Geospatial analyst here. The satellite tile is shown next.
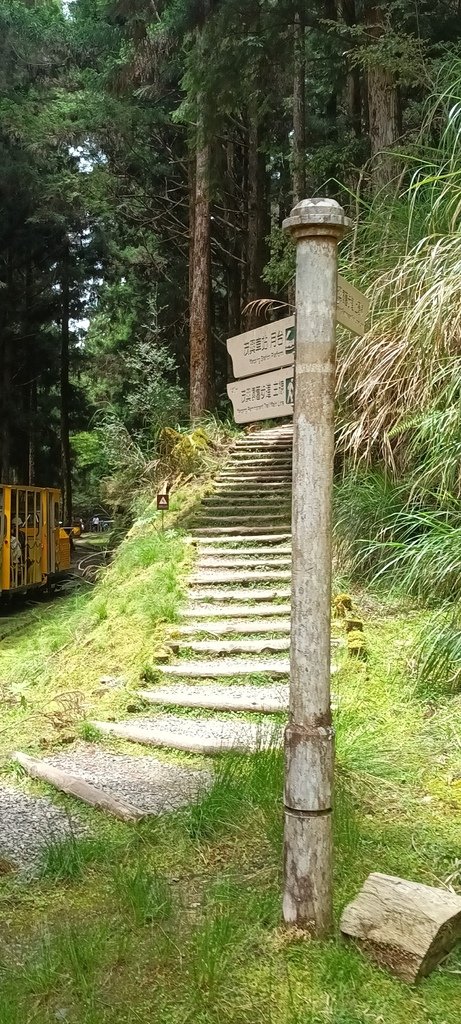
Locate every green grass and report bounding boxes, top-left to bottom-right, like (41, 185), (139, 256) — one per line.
(1, 481), (461, 1021)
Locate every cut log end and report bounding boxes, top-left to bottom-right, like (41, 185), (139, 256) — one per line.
(340, 872), (461, 983)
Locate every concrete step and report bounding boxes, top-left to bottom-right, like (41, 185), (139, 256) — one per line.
(217, 475), (290, 483)
(208, 489), (290, 499)
(183, 603), (291, 619)
(228, 459), (292, 468)
(188, 587), (291, 601)
(196, 545), (291, 556)
(157, 658), (290, 678)
(201, 495), (291, 506)
(190, 569), (291, 584)
(92, 716), (282, 755)
(191, 526), (291, 535)
(196, 556), (290, 569)
(138, 684), (289, 714)
(195, 506), (290, 516)
(192, 517), (291, 528)
(176, 619), (291, 635)
(192, 533), (291, 544)
(173, 637), (290, 655)
(213, 480), (290, 488)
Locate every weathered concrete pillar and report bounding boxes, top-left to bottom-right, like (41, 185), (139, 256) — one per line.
(282, 198), (351, 935)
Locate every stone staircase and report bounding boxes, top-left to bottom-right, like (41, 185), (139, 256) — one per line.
(12, 424), (339, 839)
(91, 424), (294, 753)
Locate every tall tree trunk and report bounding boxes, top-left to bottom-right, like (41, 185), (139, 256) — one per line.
(24, 256), (37, 486)
(324, 0), (338, 126)
(188, 148), (196, 318)
(189, 130), (214, 419)
(28, 379), (37, 486)
(365, 4), (400, 190)
(341, 0), (362, 138)
(189, 2), (214, 420)
(292, 7), (306, 205)
(60, 241), (72, 525)
(0, 250), (13, 482)
(245, 99), (269, 329)
(226, 137), (242, 351)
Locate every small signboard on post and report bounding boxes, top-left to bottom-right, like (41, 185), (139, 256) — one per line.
(227, 366), (295, 424)
(157, 494), (169, 511)
(227, 315), (295, 380)
(336, 275), (369, 336)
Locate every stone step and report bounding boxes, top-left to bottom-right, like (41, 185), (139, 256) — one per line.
(138, 684), (289, 714)
(92, 716), (282, 755)
(157, 658), (290, 677)
(176, 619), (291, 635)
(209, 489), (290, 499)
(192, 533), (291, 544)
(201, 495), (291, 506)
(233, 441), (292, 449)
(192, 517), (291, 528)
(195, 506), (290, 516)
(228, 459), (292, 468)
(172, 637), (290, 655)
(221, 457), (291, 463)
(16, 748), (209, 822)
(183, 602), (291, 618)
(191, 526), (291, 535)
(218, 468), (292, 475)
(188, 587), (291, 601)
(218, 473), (292, 481)
(196, 545), (291, 556)
(214, 479), (290, 488)
(190, 569), (291, 584)
(196, 556), (290, 569)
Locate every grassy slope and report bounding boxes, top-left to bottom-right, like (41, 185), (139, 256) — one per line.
(1, 500), (461, 1020)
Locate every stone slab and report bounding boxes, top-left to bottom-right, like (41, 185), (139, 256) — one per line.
(177, 619), (291, 635)
(172, 637), (290, 655)
(191, 527), (291, 536)
(138, 684), (289, 713)
(196, 557), (291, 569)
(157, 658), (290, 677)
(192, 534), (291, 544)
(183, 603), (291, 618)
(191, 569), (291, 584)
(188, 587), (291, 601)
(197, 546), (291, 556)
(92, 716), (283, 755)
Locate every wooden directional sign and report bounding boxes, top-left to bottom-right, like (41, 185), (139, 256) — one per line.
(227, 315), (295, 380)
(336, 275), (369, 336)
(227, 366), (294, 424)
(157, 494), (169, 511)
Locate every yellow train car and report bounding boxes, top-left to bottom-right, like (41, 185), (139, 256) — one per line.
(0, 485), (71, 596)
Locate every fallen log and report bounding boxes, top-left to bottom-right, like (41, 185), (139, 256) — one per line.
(340, 872), (461, 982)
(15, 752), (146, 823)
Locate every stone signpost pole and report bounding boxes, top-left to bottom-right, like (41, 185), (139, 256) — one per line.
(282, 198), (351, 935)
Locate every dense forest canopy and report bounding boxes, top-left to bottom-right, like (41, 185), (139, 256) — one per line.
(0, 0), (460, 520)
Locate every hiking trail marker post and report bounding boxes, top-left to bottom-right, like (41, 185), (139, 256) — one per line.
(157, 493), (169, 531)
(282, 198), (352, 936)
(225, 197), (368, 937)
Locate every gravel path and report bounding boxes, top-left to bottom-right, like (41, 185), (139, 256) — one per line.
(0, 785), (87, 873)
(46, 746), (211, 814)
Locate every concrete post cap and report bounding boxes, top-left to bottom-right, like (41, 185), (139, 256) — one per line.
(283, 197), (352, 237)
